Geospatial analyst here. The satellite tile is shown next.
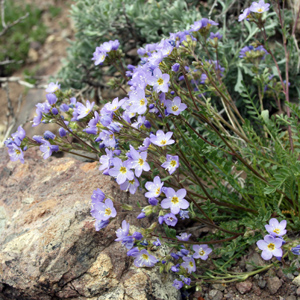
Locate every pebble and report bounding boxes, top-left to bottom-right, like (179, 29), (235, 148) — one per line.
(236, 281), (252, 294)
(286, 296), (297, 300)
(211, 283), (226, 291)
(258, 279), (267, 288)
(297, 286), (300, 296)
(267, 276), (282, 294)
(208, 289), (223, 300)
(293, 275), (300, 286)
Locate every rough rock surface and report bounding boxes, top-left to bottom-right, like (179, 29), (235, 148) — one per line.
(0, 148), (180, 300)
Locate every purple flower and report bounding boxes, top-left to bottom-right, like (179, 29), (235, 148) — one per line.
(127, 247), (139, 257)
(165, 96), (187, 116)
(60, 103), (69, 112)
(192, 244), (212, 260)
(150, 130), (175, 147)
(145, 176), (164, 198)
(179, 210), (189, 219)
(95, 219), (109, 231)
(149, 68), (170, 93)
(250, 0), (270, 13)
(128, 89), (148, 115)
(127, 145), (150, 177)
(44, 131), (56, 140)
(161, 188), (189, 215)
(172, 280), (183, 290)
(92, 48), (107, 65)
(97, 198), (117, 221)
(153, 238), (161, 246)
(137, 211), (146, 219)
(256, 235), (283, 260)
(148, 197), (158, 206)
(76, 100), (94, 120)
(265, 218), (287, 237)
(171, 253), (179, 260)
(291, 245), (300, 255)
(190, 18), (218, 32)
(181, 256), (196, 274)
(46, 81), (60, 93)
(163, 213), (178, 226)
(161, 155), (179, 175)
(109, 157), (134, 185)
(104, 97), (125, 112)
(134, 249), (158, 267)
(40, 140), (59, 159)
(120, 177), (140, 194)
(133, 231), (143, 240)
(59, 127), (67, 137)
(99, 148), (114, 175)
(122, 236), (134, 249)
(176, 232), (191, 242)
(172, 63), (180, 72)
(91, 188), (105, 203)
(209, 32), (223, 40)
(171, 264), (180, 272)
(139, 137), (151, 151)
(238, 7), (251, 21)
(46, 93), (57, 105)
(180, 276), (191, 286)
(7, 143), (24, 163)
(115, 220), (130, 242)
(11, 125), (26, 141)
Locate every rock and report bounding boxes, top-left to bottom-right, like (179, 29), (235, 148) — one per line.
(236, 280), (252, 294)
(211, 283), (226, 291)
(257, 279), (266, 288)
(287, 273), (296, 280)
(293, 275), (300, 286)
(267, 276), (282, 294)
(297, 286), (300, 296)
(208, 289), (223, 300)
(0, 148), (180, 299)
(286, 296), (297, 300)
(27, 48), (39, 62)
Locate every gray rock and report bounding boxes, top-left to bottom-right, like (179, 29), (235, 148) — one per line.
(208, 289), (223, 300)
(287, 273), (296, 280)
(293, 275), (300, 286)
(212, 283), (226, 291)
(286, 296), (297, 300)
(236, 281), (252, 294)
(245, 252), (266, 272)
(267, 276), (282, 294)
(297, 286), (300, 296)
(257, 279), (267, 288)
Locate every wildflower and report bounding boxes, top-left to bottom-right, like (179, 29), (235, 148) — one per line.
(161, 188), (189, 215)
(190, 18), (218, 32)
(291, 245), (300, 255)
(95, 220), (109, 231)
(109, 157), (134, 185)
(45, 81), (60, 93)
(97, 198), (117, 221)
(120, 177), (140, 194)
(128, 89), (148, 115)
(176, 233), (191, 242)
(75, 100), (94, 120)
(99, 148), (114, 175)
(150, 130), (175, 147)
(104, 97), (125, 113)
(7, 143), (24, 163)
(163, 213), (178, 226)
(127, 145), (150, 177)
(265, 218), (287, 237)
(250, 0), (270, 13)
(256, 234), (283, 260)
(46, 93), (57, 105)
(181, 256), (196, 274)
(179, 210), (189, 219)
(171, 264), (180, 272)
(173, 280), (183, 290)
(153, 238), (161, 246)
(91, 188), (105, 203)
(172, 63), (180, 72)
(11, 125), (26, 141)
(209, 32), (223, 40)
(134, 249), (158, 267)
(127, 247), (139, 257)
(149, 68), (170, 93)
(40, 140), (59, 159)
(180, 276), (191, 286)
(115, 220), (130, 242)
(133, 232), (143, 240)
(165, 96), (187, 116)
(145, 176), (164, 198)
(238, 7), (251, 21)
(192, 244), (212, 260)
(161, 155), (179, 175)
(44, 131), (56, 140)
(92, 48), (107, 65)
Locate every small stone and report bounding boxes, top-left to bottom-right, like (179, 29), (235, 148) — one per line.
(236, 281), (252, 294)
(277, 269), (284, 278)
(295, 272), (300, 276)
(287, 273), (295, 280)
(208, 290), (223, 300)
(224, 293), (233, 299)
(258, 279), (267, 288)
(293, 275), (300, 286)
(211, 283), (225, 291)
(267, 276), (282, 294)
(28, 48), (38, 62)
(246, 252), (266, 272)
(297, 286), (300, 296)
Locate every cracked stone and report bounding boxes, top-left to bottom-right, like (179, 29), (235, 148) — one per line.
(267, 276), (282, 294)
(236, 281), (252, 294)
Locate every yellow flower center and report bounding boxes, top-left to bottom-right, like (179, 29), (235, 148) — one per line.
(15, 149), (21, 155)
(156, 188), (160, 195)
(170, 160), (177, 167)
(199, 250), (205, 256)
(189, 261), (194, 267)
(160, 140), (167, 145)
(257, 8), (263, 12)
(273, 228), (280, 234)
(267, 243), (275, 251)
(113, 106), (117, 110)
(171, 196), (179, 204)
(105, 208), (112, 216)
(120, 166), (127, 174)
(109, 134), (114, 139)
(142, 254), (149, 260)
(157, 78), (164, 85)
(172, 105), (179, 112)
(138, 158), (144, 166)
(140, 98), (145, 106)
(129, 179), (135, 184)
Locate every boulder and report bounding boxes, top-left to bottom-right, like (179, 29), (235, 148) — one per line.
(0, 148), (180, 300)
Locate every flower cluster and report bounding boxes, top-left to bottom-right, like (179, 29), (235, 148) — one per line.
(238, 0), (270, 22)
